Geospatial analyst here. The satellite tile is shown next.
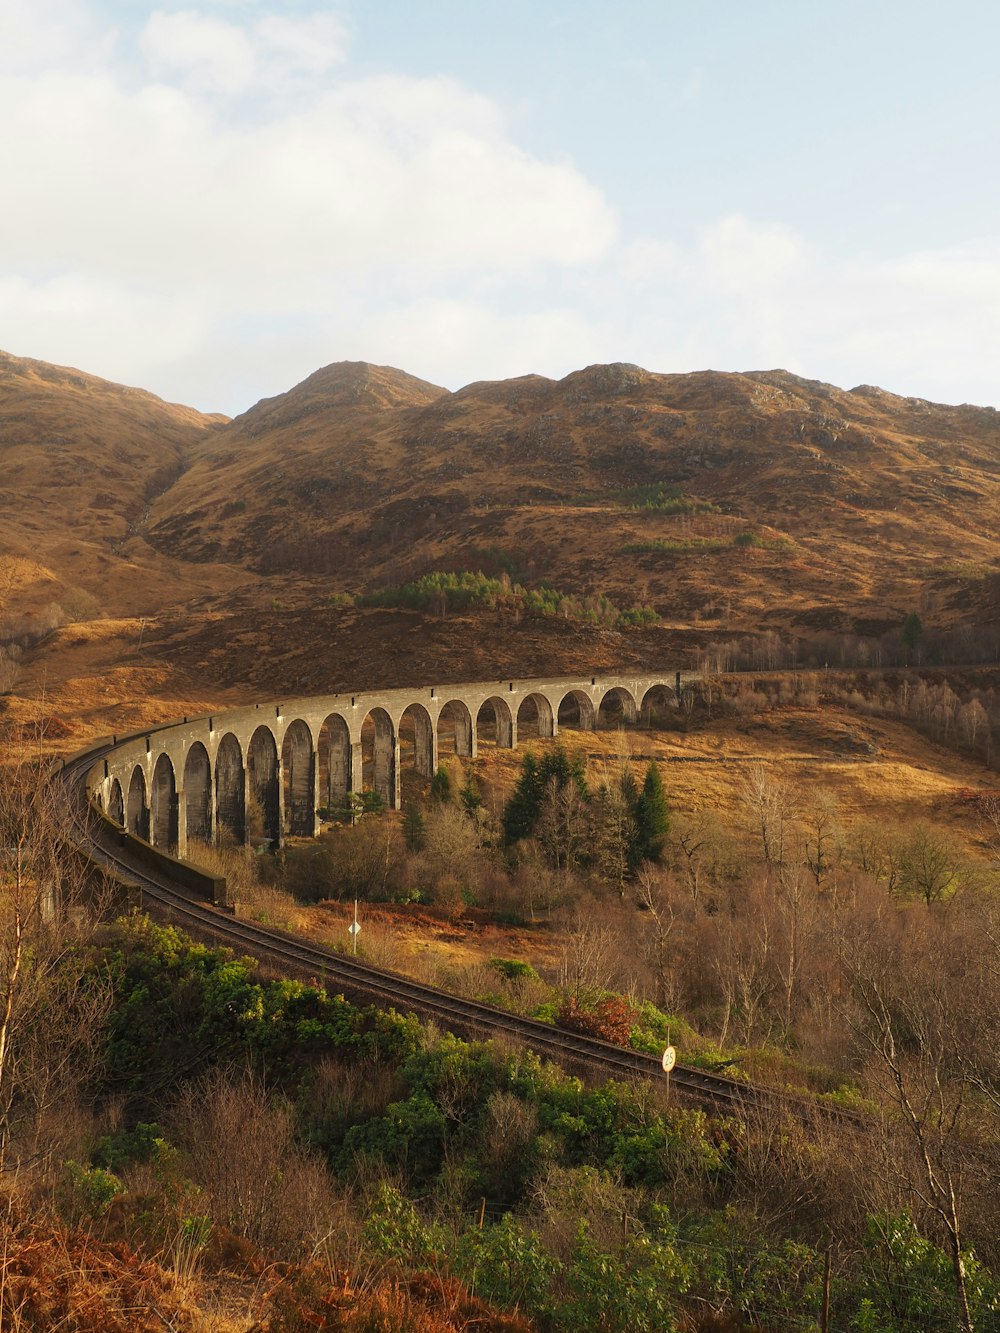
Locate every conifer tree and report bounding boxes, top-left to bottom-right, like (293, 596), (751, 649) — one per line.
(459, 766), (483, 817)
(430, 765), (452, 803)
(401, 801), (426, 852)
(634, 761), (669, 863)
(502, 752), (541, 843)
(502, 747), (589, 845)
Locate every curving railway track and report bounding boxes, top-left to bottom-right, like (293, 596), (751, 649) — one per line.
(59, 740), (813, 1118)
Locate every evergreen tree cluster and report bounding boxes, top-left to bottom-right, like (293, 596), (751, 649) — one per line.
(355, 568), (658, 627)
(501, 747), (669, 880)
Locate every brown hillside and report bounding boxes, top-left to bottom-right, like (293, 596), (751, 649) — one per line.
(0, 350), (235, 621)
(143, 361), (1000, 638)
(1, 351), (998, 737)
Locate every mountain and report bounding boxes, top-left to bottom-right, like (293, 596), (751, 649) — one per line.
(143, 360), (1000, 639)
(1, 351), (998, 724)
(0, 350), (229, 622)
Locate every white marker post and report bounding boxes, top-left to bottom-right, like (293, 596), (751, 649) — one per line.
(661, 1042), (676, 1101)
(349, 898), (361, 955)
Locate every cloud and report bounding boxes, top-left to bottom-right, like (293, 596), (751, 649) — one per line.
(0, 7), (616, 363)
(0, 0), (113, 73)
(1, 4), (998, 414)
(140, 10), (256, 95)
(139, 8), (347, 97)
(613, 216), (1000, 405)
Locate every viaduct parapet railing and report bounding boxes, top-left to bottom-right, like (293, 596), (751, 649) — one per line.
(86, 670), (692, 860)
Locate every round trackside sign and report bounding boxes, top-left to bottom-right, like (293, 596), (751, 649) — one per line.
(661, 1046), (676, 1073)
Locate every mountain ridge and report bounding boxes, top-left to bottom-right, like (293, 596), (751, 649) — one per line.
(0, 351), (997, 692)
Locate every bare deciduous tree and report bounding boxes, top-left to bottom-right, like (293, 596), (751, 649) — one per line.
(0, 744), (112, 1168)
(741, 763), (796, 866)
(840, 910), (982, 1333)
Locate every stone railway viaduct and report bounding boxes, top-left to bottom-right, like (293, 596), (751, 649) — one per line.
(89, 671), (691, 859)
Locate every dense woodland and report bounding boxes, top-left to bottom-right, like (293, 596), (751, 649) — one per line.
(2, 670), (1000, 1329)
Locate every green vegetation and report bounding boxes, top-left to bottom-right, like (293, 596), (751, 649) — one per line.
(902, 609), (924, 656)
(624, 530), (793, 556)
(622, 537), (730, 554)
(354, 569), (658, 627)
(732, 529), (795, 550)
(634, 761), (670, 862)
(502, 746), (589, 846)
(25, 913), (994, 1331)
(573, 481), (721, 515)
(930, 559), (996, 580)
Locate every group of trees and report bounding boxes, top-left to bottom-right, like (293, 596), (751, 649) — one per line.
(699, 617), (1000, 674)
(693, 667), (998, 772)
(276, 744), (672, 916)
(354, 568), (659, 628)
(502, 748), (668, 892)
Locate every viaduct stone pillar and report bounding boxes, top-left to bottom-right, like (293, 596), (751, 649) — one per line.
(242, 764), (252, 847)
(175, 788), (187, 860)
(309, 750), (321, 836)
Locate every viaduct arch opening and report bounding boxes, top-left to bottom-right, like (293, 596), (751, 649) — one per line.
(476, 696), (514, 748)
(184, 742), (213, 845)
(318, 714), (352, 816)
(361, 708), (396, 809)
(598, 687), (638, 729)
(399, 703), (435, 792)
(557, 689), (596, 731)
(247, 726), (280, 845)
(126, 766), (148, 839)
(438, 699), (474, 759)
(150, 753), (178, 853)
(516, 692), (555, 739)
(641, 684), (675, 727)
(215, 733), (245, 844)
(282, 719), (315, 837)
(108, 777), (124, 827)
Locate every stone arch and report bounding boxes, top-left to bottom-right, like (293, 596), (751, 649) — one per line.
(247, 725), (281, 846)
(215, 732), (245, 844)
(438, 698), (475, 759)
(150, 753), (178, 852)
(398, 702), (435, 787)
(281, 719), (316, 837)
(361, 707), (397, 808)
(318, 713), (352, 815)
(184, 742), (213, 846)
(126, 766), (148, 839)
(516, 692), (555, 739)
(597, 686), (638, 728)
(640, 683), (675, 728)
(557, 689), (596, 731)
(475, 695), (514, 748)
(108, 777), (124, 827)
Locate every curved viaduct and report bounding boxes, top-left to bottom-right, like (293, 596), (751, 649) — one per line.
(87, 671), (689, 859)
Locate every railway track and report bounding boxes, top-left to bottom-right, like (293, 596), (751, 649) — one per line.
(57, 741), (805, 1117)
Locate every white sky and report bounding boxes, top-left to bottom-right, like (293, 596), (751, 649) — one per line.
(2, 0), (999, 414)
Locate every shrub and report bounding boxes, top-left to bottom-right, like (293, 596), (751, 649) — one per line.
(556, 996), (636, 1047)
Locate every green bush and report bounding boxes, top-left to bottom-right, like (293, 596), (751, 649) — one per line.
(62, 1160), (124, 1218)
